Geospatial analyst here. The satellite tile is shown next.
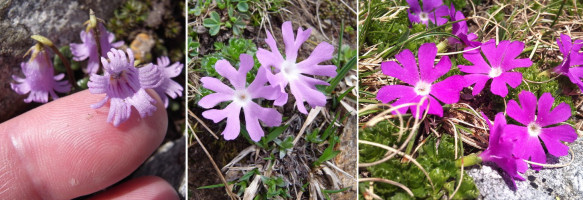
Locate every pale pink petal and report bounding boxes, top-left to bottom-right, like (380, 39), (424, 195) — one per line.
(202, 103), (242, 140)
(243, 102), (282, 142)
(282, 21), (311, 61)
(200, 77), (235, 95)
(198, 93), (233, 109)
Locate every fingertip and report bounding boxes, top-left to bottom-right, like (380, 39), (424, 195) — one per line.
(0, 89), (169, 199)
(89, 176), (179, 200)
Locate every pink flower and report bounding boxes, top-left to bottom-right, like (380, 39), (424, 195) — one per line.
(376, 43), (465, 118)
(70, 23), (124, 74)
(448, 4), (481, 47)
(256, 21), (337, 114)
(479, 112), (527, 188)
(153, 56), (184, 108)
(504, 91), (577, 170)
(198, 54), (282, 142)
(553, 34), (583, 91)
(406, 0), (449, 27)
(11, 44), (71, 103)
(88, 48), (162, 127)
(460, 39), (532, 97)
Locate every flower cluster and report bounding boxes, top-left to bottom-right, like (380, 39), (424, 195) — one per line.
(70, 23), (124, 74)
(11, 44), (71, 103)
(407, 0), (480, 47)
(11, 11), (184, 127)
(553, 34), (583, 91)
(377, 0), (579, 189)
(199, 21), (337, 141)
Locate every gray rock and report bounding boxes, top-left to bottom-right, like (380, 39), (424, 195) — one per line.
(0, 0), (124, 122)
(467, 138), (583, 200)
(130, 136), (186, 199)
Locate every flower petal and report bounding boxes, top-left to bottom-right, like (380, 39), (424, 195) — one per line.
(282, 21), (311, 61)
(382, 49), (419, 85)
(540, 125), (576, 157)
(198, 93), (233, 109)
(507, 91), (537, 125)
(418, 43), (438, 82)
(430, 75), (464, 104)
(463, 74), (490, 96)
(243, 102), (282, 142)
(406, 0), (421, 13)
(202, 103), (242, 140)
(200, 77), (234, 95)
(536, 93), (571, 127)
(376, 85), (416, 104)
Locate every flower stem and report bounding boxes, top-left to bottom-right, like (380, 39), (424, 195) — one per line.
(49, 46), (80, 90)
(436, 40), (448, 53)
(455, 153), (482, 167)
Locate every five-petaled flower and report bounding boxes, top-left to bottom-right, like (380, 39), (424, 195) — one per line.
(88, 48), (162, 127)
(479, 112), (527, 188)
(460, 39), (532, 97)
(504, 91), (577, 169)
(198, 54), (283, 142)
(153, 56), (184, 108)
(11, 44), (71, 103)
(552, 34), (583, 91)
(256, 21), (337, 114)
(406, 0), (449, 27)
(70, 23), (124, 74)
(376, 43), (465, 118)
(448, 4), (481, 47)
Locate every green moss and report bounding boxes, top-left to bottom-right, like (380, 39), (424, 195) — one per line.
(359, 120), (479, 199)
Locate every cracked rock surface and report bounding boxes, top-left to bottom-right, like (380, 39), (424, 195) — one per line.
(467, 138), (583, 200)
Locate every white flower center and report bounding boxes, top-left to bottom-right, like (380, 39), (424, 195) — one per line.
(414, 81), (432, 96)
(527, 122), (542, 137)
(280, 60), (299, 80)
(489, 67), (503, 78)
(419, 12), (429, 22)
(233, 89), (251, 106)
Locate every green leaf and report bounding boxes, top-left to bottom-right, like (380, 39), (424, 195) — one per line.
(326, 56), (356, 94)
(203, 11), (221, 36)
(237, 2), (249, 12)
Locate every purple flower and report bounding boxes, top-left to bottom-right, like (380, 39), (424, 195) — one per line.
(479, 112), (527, 188)
(553, 34), (583, 91)
(70, 23), (124, 74)
(460, 39), (532, 97)
(11, 44), (71, 103)
(406, 0), (449, 27)
(256, 21), (337, 114)
(88, 48), (162, 127)
(376, 43), (465, 118)
(505, 91), (577, 170)
(448, 4), (481, 47)
(198, 54), (282, 142)
(153, 56), (184, 108)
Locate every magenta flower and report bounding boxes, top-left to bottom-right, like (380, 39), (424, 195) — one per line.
(11, 44), (71, 103)
(70, 23), (124, 74)
(553, 34), (583, 91)
(153, 56), (184, 108)
(88, 48), (162, 127)
(198, 54), (282, 142)
(479, 112), (527, 188)
(256, 21), (337, 114)
(504, 91), (577, 170)
(448, 4), (481, 47)
(376, 43), (465, 118)
(460, 39), (532, 97)
(406, 0), (449, 27)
